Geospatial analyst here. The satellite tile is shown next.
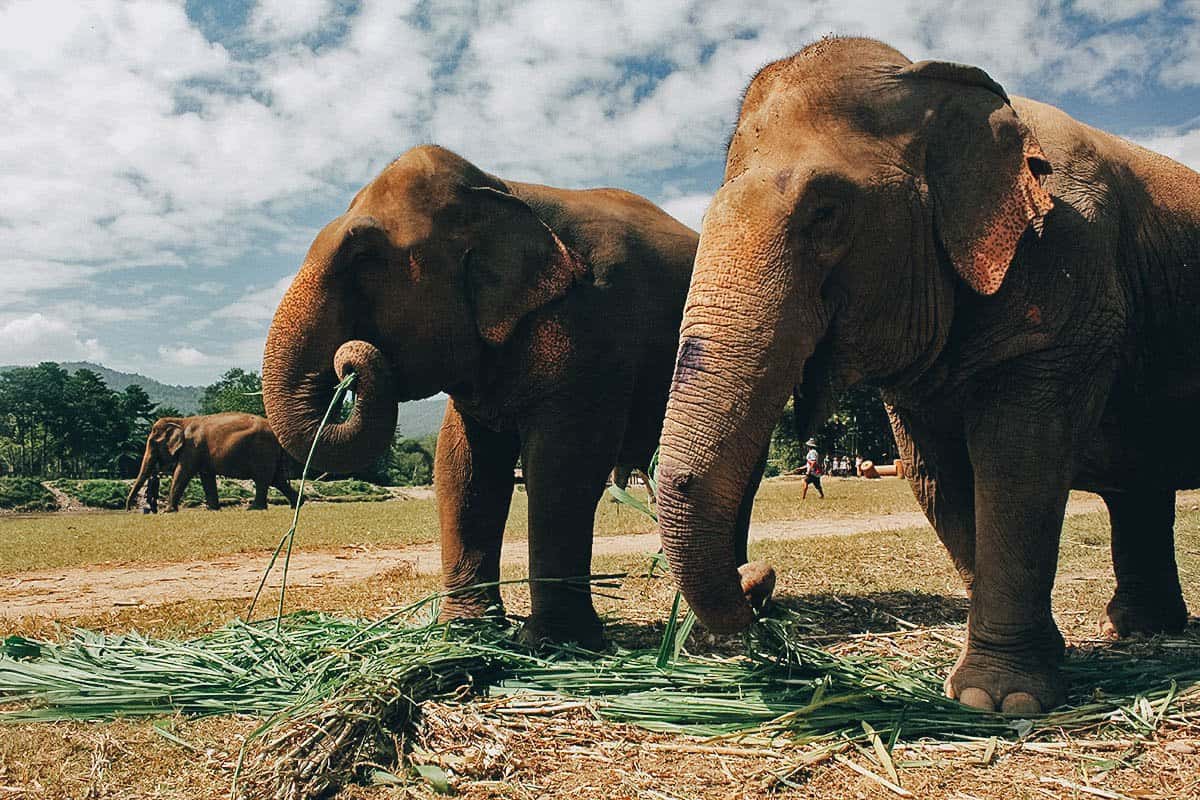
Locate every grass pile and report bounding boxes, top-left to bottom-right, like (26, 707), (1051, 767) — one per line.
(2, 603), (1198, 798)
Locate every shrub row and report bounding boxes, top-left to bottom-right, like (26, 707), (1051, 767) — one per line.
(14, 478), (394, 511)
(0, 477), (59, 512)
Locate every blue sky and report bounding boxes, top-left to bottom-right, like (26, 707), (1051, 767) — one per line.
(1, 0), (1198, 385)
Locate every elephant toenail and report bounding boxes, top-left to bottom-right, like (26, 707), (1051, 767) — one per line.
(1000, 692), (1042, 716)
(958, 687), (996, 711)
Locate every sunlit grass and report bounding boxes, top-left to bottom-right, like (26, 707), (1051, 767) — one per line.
(0, 478), (923, 574)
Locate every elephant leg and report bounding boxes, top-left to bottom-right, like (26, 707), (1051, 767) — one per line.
(1101, 488), (1187, 637)
(146, 474), (159, 514)
(273, 475), (300, 508)
(199, 471), (220, 511)
(732, 448), (768, 566)
(946, 405), (1072, 715)
(889, 405), (977, 593)
(435, 399), (520, 621)
(166, 463), (191, 513)
(518, 416), (618, 650)
(249, 479), (269, 510)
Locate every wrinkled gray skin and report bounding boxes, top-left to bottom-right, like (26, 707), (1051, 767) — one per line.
(657, 38), (1200, 714)
(125, 413), (300, 512)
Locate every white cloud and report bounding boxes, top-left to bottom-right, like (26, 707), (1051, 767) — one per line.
(0, 262), (95, 305)
(659, 193), (712, 231)
(45, 301), (158, 325)
(157, 344), (213, 367)
(0, 313), (107, 364)
(1136, 126), (1200, 172)
(1159, 1), (1200, 88)
(247, 0), (334, 42)
(0, 0), (1196, 384)
(211, 275), (293, 324)
(1071, 0), (1163, 22)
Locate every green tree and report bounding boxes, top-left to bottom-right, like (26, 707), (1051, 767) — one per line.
(118, 385), (159, 475)
(63, 369), (125, 476)
(200, 369), (266, 416)
(768, 386), (896, 474)
(0, 364), (173, 479)
(353, 433), (436, 486)
(0, 363), (69, 475)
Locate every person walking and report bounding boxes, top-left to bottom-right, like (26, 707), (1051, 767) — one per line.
(802, 438), (824, 499)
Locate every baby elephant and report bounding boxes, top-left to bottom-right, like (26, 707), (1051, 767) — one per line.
(262, 145), (761, 648)
(126, 412), (299, 512)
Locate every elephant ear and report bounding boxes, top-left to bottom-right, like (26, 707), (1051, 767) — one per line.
(160, 423), (185, 457)
(902, 60), (1054, 296)
(463, 186), (590, 346)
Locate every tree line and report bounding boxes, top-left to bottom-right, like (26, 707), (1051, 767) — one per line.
(0, 365), (436, 486)
(0, 363), (159, 478)
(768, 385), (897, 475)
(0, 362), (893, 484)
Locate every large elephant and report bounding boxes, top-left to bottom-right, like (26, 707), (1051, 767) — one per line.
(261, 145), (749, 647)
(125, 413), (300, 512)
(656, 38), (1200, 714)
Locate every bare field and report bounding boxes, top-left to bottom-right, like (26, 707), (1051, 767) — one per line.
(1, 481), (1199, 799)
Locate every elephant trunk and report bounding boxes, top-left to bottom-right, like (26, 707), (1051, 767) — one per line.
(125, 440), (156, 510)
(262, 262), (398, 474)
(657, 178), (826, 634)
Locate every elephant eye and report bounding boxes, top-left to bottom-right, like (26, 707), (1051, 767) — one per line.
(807, 202), (843, 235)
(797, 192), (853, 267)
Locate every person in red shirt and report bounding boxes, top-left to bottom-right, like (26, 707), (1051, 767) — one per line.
(802, 438), (824, 499)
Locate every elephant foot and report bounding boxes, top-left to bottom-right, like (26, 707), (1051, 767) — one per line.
(247, 503), (269, 511)
(518, 610), (606, 652)
(164, 506), (179, 514)
(1101, 589), (1187, 639)
(945, 623), (1065, 715)
(438, 591), (506, 623)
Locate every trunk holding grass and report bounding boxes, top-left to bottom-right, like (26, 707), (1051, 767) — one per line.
(656, 178), (825, 634)
(261, 260), (397, 474)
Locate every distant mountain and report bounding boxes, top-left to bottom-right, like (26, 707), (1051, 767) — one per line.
(0, 361), (203, 413)
(1, 361), (448, 437)
(395, 395), (447, 438)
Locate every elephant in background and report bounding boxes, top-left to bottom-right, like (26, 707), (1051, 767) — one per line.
(261, 145), (758, 648)
(125, 412), (300, 512)
(656, 38), (1200, 714)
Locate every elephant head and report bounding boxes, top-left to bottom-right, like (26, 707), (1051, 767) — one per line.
(125, 418), (185, 509)
(262, 145), (588, 472)
(656, 38), (1054, 633)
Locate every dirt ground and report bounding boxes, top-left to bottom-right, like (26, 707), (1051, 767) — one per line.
(2, 485), (1199, 800)
(0, 495), (1111, 619)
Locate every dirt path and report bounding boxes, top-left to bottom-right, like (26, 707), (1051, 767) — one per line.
(0, 495), (1121, 620)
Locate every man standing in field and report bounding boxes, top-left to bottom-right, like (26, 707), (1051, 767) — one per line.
(802, 438), (824, 500)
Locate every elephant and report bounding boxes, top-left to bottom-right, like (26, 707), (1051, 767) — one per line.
(655, 37), (1200, 715)
(261, 145), (757, 648)
(125, 413), (300, 513)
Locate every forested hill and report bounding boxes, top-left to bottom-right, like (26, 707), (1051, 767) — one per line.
(394, 395), (447, 438)
(0, 362), (203, 413)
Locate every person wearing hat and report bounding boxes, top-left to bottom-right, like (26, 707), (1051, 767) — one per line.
(802, 438), (824, 499)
